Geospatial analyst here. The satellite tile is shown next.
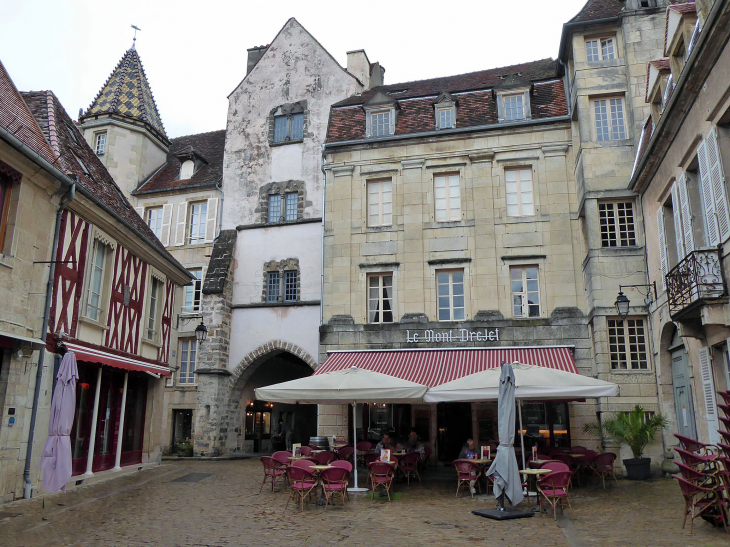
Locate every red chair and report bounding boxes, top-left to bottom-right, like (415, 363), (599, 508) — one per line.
(259, 456), (287, 493)
(337, 446), (355, 463)
(591, 452), (618, 488)
(553, 453), (581, 486)
(717, 390), (730, 405)
(538, 471), (572, 520)
(675, 447), (719, 471)
(569, 446), (589, 454)
(272, 451), (292, 465)
(292, 458), (317, 471)
(300, 446), (313, 456)
(675, 434), (716, 457)
(718, 403), (730, 417)
(400, 452), (421, 484)
(718, 443), (730, 459)
(320, 466), (350, 510)
(720, 416), (730, 431)
(313, 451), (335, 465)
(675, 461), (724, 491)
(368, 461), (396, 502)
(422, 446), (433, 469)
(453, 459), (481, 498)
(285, 466), (317, 511)
(721, 430), (730, 444)
(674, 475), (729, 534)
(330, 460), (353, 472)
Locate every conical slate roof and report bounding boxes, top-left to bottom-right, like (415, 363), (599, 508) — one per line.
(81, 47), (168, 142)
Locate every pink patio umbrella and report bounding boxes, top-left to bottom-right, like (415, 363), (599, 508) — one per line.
(40, 352), (78, 493)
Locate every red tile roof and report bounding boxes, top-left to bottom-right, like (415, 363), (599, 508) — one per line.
(22, 91), (180, 261)
(327, 60), (567, 143)
(0, 60), (57, 165)
(645, 59), (671, 101)
(134, 130), (225, 195)
(568, 0), (625, 24)
(668, 2), (697, 15)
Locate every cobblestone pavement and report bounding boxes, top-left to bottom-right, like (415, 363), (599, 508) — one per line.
(1, 459), (728, 546)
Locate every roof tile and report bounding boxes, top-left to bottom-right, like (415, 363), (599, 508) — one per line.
(568, 0), (625, 24)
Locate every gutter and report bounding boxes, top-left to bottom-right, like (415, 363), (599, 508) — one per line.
(23, 177), (76, 499)
(557, 17), (620, 62)
(323, 114), (571, 150)
(628, 0), (727, 192)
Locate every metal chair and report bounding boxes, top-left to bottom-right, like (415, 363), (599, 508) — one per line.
(320, 466), (350, 510)
(259, 456), (287, 493)
(356, 441), (373, 466)
(285, 466), (317, 511)
(674, 475), (729, 534)
(537, 471), (573, 520)
(591, 452), (618, 489)
(313, 450), (335, 465)
(453, 459), (481, 498)
(400, 452), (421, 484)
(368, 461), (396, 502)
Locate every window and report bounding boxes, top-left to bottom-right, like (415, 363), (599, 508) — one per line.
(434, 174), (460, 221)
(188, 201), (207, 245)
(146, 207), (163, 240)
(284, 270), (298, 302)
(599, 202), (636, 247)
(285, 192), (298, 221)
(371, 111), (390, 137)
(180, 160), (194, 180)
(146, 277), (162, 341)
(608, 317), (648, 370)
(179, 340), (197, 384)
(503, 94), (525, 121)
(505, 168), (534, 217)
(594, 98), (626, 141)
(439, 109), (452, 129)
(183, 268), (202, 313)
(586, 37), (615, 62)
(273, 113), (304, 143)
(85, 239), (108, 321)
(367, 179), (392, 226)
(368, 273), (393, 323)
(94, 132), (106, 155)
(268, 194), (282, 223)
(267, 271), (280, 303)
(511, 266), (540, 318)
(437, 270), (465, 321)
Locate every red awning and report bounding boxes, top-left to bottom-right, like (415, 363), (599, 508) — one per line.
(315, 346), (577, 387)
(65, 342), (171, 377)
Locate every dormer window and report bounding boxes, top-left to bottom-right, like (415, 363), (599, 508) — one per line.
(434, 92), (456, 130)
(364, 91), (398, 138)
(498, 91), (530, 123)
(371, 111), (391, 137)
(180, 160), (194, 180)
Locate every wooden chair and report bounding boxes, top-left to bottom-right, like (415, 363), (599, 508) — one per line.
(591, 452), (618, 488)
(400, 452), (421, 484)
(320, 466), (350, 510)
(453, 459), (481, 498)
(538, 471), (572, 520)
(368, 461), (395, 502)
(259, 456), (287, 493)
(285, 466), (317, 511)
(674, 475), (729, 534)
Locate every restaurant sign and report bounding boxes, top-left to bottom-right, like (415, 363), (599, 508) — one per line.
(406, 328), (500, 343)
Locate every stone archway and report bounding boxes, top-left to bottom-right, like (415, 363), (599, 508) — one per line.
(228, 339), (318, 389)
(657, 321), (683, 445)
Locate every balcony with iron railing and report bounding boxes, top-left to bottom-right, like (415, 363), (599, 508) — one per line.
(666, 249), (725, 318)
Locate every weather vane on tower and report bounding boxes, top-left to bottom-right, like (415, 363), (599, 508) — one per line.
(131, 25), (141, 48)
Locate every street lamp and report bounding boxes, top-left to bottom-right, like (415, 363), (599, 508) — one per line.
(195, 320), (208, 344)
(614, 291), (630, 318)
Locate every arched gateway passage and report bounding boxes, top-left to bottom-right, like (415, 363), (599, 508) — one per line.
(227, 342), (317, 454)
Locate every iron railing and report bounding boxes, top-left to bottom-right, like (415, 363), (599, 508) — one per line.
(667, 249), (724, 317)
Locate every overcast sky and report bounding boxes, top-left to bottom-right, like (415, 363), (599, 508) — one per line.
(2, 0), (587, 139)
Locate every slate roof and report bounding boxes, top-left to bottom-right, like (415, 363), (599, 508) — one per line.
(567, 0), (625, 23)
(327, 59), (567, 143)
(22, 91), (181, 263)
(81, 47), (168, 143)
(0, 60), (57, 164)
(133, 129), (225, 195)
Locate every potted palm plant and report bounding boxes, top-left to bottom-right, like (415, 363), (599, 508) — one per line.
(583, 405), (668, 480)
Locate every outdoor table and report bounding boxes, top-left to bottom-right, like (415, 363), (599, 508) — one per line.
(529, 459), (558, 469)
(311, 449), (325, 454)
(520, 468), (551, 507)
(310, 465), (334, 506)
(287, 456), (307, 461)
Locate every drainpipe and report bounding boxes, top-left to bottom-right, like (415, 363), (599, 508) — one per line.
(23, 178), (76, 499)
(214, 178), (224, 237)
(320, 144), (326, 327)
(558, 58), (571, 117)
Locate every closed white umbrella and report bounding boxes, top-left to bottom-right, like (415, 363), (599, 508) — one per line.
(255, 366), (428, 492)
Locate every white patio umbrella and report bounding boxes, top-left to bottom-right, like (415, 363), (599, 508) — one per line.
(424, 362), (619, 469)
(255, 366), (428, 492)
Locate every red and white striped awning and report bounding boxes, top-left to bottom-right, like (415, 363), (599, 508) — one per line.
(315, 346), (577, 387)
(65, 342), (171, 377)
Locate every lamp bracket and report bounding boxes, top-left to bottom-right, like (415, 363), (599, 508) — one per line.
(618, 282), (658, 301)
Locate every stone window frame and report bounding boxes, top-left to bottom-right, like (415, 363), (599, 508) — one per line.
(496, 89), (531, 123)
(178, 338), (198, 385)
(94, 131), (107, 155)
(268, 101), (308, 146)
(258, 181), (307, 224)
(435, 268), (467, 322)
(590, 95), (629, 142)
(261, 258), (300, 304)
(585, 35), (617, 63)
(607, 316), (649, 370)
(365, 107), (397, 138)
(143, 268), (166, 345)
(367, 272), (395, 324)
(510, 264), (541, 318)
(500, 163), (538, 218)
(598, 200), (637, 248)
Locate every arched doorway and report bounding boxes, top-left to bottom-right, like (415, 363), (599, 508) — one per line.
(667, 327), (698, 439)
(228, 344), (317, 454)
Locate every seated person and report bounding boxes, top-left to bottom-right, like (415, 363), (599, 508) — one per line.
(405, 428), (425, 456)
(458, 438), (478, 460)
(375, 433), (395, 453)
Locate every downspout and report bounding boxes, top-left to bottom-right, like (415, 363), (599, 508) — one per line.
(23, 178), (76, 499)
(215, 178), (224, 237)
(558, 58), (571, 117)
(320, 144), (326, 327)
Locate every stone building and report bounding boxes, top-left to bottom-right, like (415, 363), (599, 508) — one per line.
(630, 0), (730, 447)
(78, 47), (224, 455)
(195, 18), (383, 455)
(0, 61), (69, 501)
(0, 58), (191, 501)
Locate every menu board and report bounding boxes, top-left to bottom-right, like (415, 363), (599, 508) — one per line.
(292, 443), (301, 457)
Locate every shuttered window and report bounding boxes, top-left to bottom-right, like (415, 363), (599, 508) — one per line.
(677, 173), (695, 253)
(698, 128), (730, 245)
(188, 201), (207, 244)
(657, 208), (668, 290)
(671, 183), (685, 259)
(698, 347), (720, 444)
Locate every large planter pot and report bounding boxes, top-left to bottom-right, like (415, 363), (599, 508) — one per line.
(623, 457), (651, 480)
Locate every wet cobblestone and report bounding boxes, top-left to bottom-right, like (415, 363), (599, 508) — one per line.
(0, 459), (728, 546)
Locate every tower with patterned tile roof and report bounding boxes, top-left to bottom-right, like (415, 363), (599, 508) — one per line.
(78, 45), (170, 200)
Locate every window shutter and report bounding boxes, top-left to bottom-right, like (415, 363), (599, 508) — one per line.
(698, 347), (720, 444)
(174, 202), (188, 246)
(677, 173), (694, 253)
(698, 139), (719, 245)
(134, 207), (144, 218)
(671, 183), (685, 259)
(389, 108), (396, 135)
(657, 207), (668, 290)
(160, 203), (173, 247)
(204, 198), (218, 243)
(707, 127), (730, 243)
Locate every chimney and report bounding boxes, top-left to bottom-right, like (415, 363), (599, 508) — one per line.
(247, 45), (268, 75)
(347, 50), (384, 90)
